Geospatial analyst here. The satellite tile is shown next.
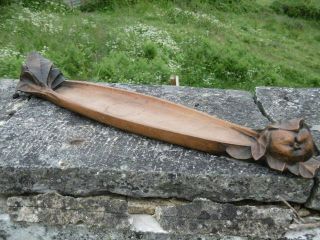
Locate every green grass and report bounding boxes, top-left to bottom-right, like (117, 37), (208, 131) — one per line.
(271, 0), (320, 20)
(0, 0), (319, 90)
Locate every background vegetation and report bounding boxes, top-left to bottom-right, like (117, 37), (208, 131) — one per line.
(0, 0), (319, 90)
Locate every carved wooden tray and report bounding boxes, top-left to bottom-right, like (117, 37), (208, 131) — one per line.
(16, 53), (320, 178)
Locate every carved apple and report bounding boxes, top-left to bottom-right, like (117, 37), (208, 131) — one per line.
(253, 119), (320, 178)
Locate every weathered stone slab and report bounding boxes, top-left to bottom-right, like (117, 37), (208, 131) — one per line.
(255, 87), (320, 210)
(0, 82), (314, 203)
(7, 192), (129, 228)
(0, 79), (28, 127)
(0, 215), (250, 240)
(155, 198), (293, 239)
(1, 214), (319, 240)
(5, 193), (319, 240)
(0, 193), (243, 239)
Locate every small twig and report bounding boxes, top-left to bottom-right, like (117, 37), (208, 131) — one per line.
(278, 196), (305, 223)
(306, 216), (320, 221)
(289, 222), (320, 230)
(292, 218), (301, 224)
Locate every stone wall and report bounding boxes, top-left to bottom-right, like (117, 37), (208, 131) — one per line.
(63, 0), (87, 7)
(0, 79), (320, 239)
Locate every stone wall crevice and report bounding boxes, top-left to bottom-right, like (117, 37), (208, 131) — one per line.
(253, 90), (274, 123)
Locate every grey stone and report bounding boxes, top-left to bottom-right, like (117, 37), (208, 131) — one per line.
(0, 79), (28, 127)
(5, 193), (317, 239)
(306, 177), (320, 210)
(6, 192), (129, 228)
(255, 87), (320, 210)
(1, 193), (253, 239)
(64, 0), (83, 8)
(284, 228), (320, 240)
(255, 87), (320, 148)
(131, 214), (167, 233)
(255, 87), (320, 125)
(0, 81), (314, 203)
(155, 198), (293, 239)
(0, 201), (250, 240)
(0, 213), (250, 240)
(0, 196), (6, 214)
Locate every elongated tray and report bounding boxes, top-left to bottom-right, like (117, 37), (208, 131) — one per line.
(16, 53), (320, 178)
(55, 80), (257, 153)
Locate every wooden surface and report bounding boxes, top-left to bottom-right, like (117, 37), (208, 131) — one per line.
(50, 80), (257, 153)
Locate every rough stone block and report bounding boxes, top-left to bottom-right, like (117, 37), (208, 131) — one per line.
(0, 216), (250, 240)
(155, 198), (293, 239)
(7, 192), (129, 229)
(0, 82), (314, 203)
(1, 210), (319, 240)
(5, 193), (317, 239)
(255, 87), (320, 210)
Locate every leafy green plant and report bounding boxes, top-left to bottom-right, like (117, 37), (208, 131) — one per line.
(271, 0), (320, 20)
(0, 0), (10, 6)
(143, 41), (158, 60)
(0, 0), (319, 90)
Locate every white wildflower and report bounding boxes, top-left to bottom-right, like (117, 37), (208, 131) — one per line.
(203, 73), (216, 85)
(82, 19), (97, 28)
(124, 23), (180, 53)
(13, 7), (62, 34)
(246, 68), (258, 79)
(0, 48), (21, 59)
(174, 8), (223, 26)
(168, 60), (181, 73)
(39, 46), (49, 55)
